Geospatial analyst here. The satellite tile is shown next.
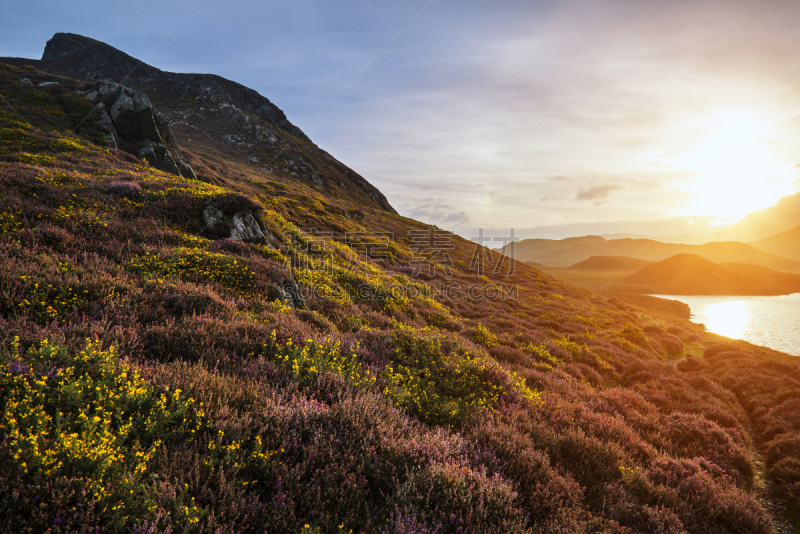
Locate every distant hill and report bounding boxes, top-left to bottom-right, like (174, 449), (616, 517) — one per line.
(750, 225), (800, 261)
(708, 192), (800, 243)
(523, 260), (546, 268)
(568, 256), (654, 271)
(625, 254), (800, 295)
(504, 235), (800, 272)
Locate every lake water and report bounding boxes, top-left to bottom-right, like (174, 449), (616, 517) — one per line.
(650, 293), (800, 357)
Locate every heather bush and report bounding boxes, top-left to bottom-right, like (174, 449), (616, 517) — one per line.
(466, 410), (586, 529)
(619, 456), (773, 534)
(664, 412), (753, 485)
(677, 355), (710, 373)
(768, 456), (800, 509)
(655, 332), (684, 357)
(0, 467), (102, 534)
(390, 463), (526, 534)
(704, 344), (740, 359)
(104, 180), (142, 197)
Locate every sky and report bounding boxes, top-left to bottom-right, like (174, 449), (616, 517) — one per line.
(3, 0), (800, 240)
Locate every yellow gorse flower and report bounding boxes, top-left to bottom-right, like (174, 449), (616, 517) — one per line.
(0, 338), (205, 526)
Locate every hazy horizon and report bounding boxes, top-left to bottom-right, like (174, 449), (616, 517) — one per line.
(3, 0), (800, 237)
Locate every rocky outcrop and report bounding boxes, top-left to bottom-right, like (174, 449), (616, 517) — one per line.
(39, 33), (309, 142)
(85, 82), (196, 179)
(41, 32), (159, 82)
(201, 199), (275, 246)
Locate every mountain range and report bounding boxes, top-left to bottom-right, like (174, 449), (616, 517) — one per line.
(504, 234), (800, 272)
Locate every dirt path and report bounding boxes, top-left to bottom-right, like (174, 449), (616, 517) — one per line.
(747, 427), (797, 533)
(665, 356), (686, 367)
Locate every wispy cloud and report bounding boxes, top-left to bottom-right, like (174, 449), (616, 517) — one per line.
(575, 184), (623, 201)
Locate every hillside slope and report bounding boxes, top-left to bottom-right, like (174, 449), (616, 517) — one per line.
(2, 57), (800, 533)
(751, 224), (800, 261)
(708, 191), (800, 243)
(624, 254), (800, 295)
(506, 234), (800, 271)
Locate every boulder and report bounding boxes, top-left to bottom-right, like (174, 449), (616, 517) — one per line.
(231, 213), (266, 241)
(202, 204), (275, 247)
(85, 82), (196, 179)
(203, 206), (228, 233)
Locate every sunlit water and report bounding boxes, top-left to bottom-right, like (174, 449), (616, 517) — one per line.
(650, 294), (800, 357)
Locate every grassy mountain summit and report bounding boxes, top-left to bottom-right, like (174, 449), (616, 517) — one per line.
(1, 38), (800, 533)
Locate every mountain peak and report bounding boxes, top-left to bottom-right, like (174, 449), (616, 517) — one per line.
(38, 32), (160, 83)
(43, 32), (104, 61)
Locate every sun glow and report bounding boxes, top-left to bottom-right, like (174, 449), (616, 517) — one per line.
(674, 109), (791, 219)
(703, 300), (750, 339)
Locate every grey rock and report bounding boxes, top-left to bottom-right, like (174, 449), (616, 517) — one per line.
(95, 107), (119, 149)
(202, 204), (278, 249)
(38, 81), (59, 87)
(20, 78), (33, 85)
(203, 206), (226, 230)
(85, 81), (196, 179)
(230, 213), (266, 241)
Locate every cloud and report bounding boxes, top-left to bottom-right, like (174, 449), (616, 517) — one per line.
(575, 184), (623, 201)
(541, 192), (566, 202)
(440, 211), (471, 228)
(400, 199), (471, 230)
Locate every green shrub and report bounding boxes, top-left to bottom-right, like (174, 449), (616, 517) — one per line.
(465, 323), (499, 349)
(619, 324), (650, 349)
(383, 325), (538, 427)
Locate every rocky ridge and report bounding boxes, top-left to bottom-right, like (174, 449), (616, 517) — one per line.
(2, 32), (396, 213)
